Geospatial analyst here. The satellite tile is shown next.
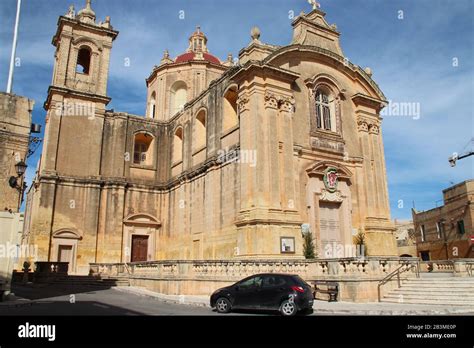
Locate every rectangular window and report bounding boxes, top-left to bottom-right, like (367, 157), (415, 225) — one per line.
(315, 103), (322, 128)
(436, 221), (442, 239)
(323, 105), (331, 130)
(457, 220), (465, 235)
(420, 225), (426, 242)
(134, 143), (147, 165)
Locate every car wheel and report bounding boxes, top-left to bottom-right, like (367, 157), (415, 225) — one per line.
(280, 300), (297, 316)
(215, 297), (232, 313)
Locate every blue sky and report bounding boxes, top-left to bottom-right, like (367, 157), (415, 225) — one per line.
(0, 0), (472, 220)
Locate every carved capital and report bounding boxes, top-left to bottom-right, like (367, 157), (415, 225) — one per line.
(279, 96), (295, 113)
(368, 124), (380, 135)
(357, 120), (369, 132)
(357, 117), (380, 135)
(237, 93), (250, 113)
(264, 91), (279, 110)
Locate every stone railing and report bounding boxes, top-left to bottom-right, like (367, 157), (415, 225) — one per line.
(90, 257), (420, 282)
(419, 260), (454, 273)
(35, 261), (69, 275)
(453, 259), (474, 277)
(32, 261), (69, 283)
(419, 259), (474, 276)
(90, 257), (420, 301)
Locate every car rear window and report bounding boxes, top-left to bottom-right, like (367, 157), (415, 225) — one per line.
(290, 275), (310, 287)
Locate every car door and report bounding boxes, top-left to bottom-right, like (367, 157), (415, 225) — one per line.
(232, 275), (263, 309)
(260, 275), (288, 309)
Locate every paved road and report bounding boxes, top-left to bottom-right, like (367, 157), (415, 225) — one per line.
(0, 285), (270, 316)
(1, 284), (472, 316)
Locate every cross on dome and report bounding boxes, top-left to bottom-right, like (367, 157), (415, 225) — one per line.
(308, 0), (321, 10)
(188, 26), (208, 53)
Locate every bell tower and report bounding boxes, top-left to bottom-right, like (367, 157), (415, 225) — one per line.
(41, 0), (118, 175)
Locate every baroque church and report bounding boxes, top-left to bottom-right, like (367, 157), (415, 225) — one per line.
(23, 0), (397, 274)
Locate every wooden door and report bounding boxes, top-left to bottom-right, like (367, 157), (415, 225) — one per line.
(58, 245), (72, 263)
(131, 235), (148, 262)
(319, 201), (342, 252)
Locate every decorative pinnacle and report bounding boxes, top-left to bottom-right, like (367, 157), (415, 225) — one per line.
(250, 26), (261, 41)
(308, 0), (321, 10)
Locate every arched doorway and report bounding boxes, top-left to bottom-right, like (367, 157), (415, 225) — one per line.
(123, 213), (161, 262)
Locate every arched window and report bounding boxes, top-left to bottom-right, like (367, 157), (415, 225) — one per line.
(133, 133), (154, 166)
(173, 127), (184, 163)
(170, 81), (187, 116)
(76, 47), (91, 74)
(194, 110), (206, 151)
(315, 89), (336, 132)
(149, 92), (156, 119)
(223, 86), (238, 132)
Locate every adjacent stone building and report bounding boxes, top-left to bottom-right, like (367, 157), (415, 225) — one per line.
(23, 1), (397, 274)
(393, 220), (417, 257)
(412, 180), (474, 260)
(0, 92), (34, 297)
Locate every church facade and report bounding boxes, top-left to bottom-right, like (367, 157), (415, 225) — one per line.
(23, 1), (397, 274)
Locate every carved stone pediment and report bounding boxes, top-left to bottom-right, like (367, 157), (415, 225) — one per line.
(320, 188), (343, 202)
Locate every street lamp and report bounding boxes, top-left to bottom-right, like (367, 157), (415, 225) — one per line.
(449, 151), (474, 167)
(9, 160), (27, 191)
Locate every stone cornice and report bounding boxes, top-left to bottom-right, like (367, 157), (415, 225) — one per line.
(52, 16), (119, 47)
(230, 61), (300, 84)
(44, 85), (111, 110)
(35, 151), (238, 193)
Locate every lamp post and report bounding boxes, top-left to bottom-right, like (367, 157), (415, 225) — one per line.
(9, 160), (28, 207)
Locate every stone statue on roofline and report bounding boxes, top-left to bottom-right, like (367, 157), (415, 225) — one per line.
(65, 4), (75, 18)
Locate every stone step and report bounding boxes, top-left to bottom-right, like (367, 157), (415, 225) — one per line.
(381, 298), (474, 306)
(392, 288), (474, 295)
(384, 293), (474, 301)
(404, 278), (474, 281)
(401, 282), (474, 290)
(50, 278), (130, 287)
(404, 278), (474, 282)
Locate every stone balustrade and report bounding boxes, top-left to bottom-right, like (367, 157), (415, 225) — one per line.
(418, 259), (474, 276)
(91, 257), (419, 281)
(90, 257), (422, 302)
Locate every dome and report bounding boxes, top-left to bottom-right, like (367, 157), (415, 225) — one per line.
(175, 52), (221, 65)
(172, 26), (221, 65)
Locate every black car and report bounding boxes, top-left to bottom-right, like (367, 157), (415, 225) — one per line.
(210, 273), (314, 316)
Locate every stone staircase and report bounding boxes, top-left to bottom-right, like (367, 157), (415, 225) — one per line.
(381, 274), (474, 306)
(49, 275), (130, 288)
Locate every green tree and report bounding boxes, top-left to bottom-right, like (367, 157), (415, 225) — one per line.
(303, 233), (316, 259)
